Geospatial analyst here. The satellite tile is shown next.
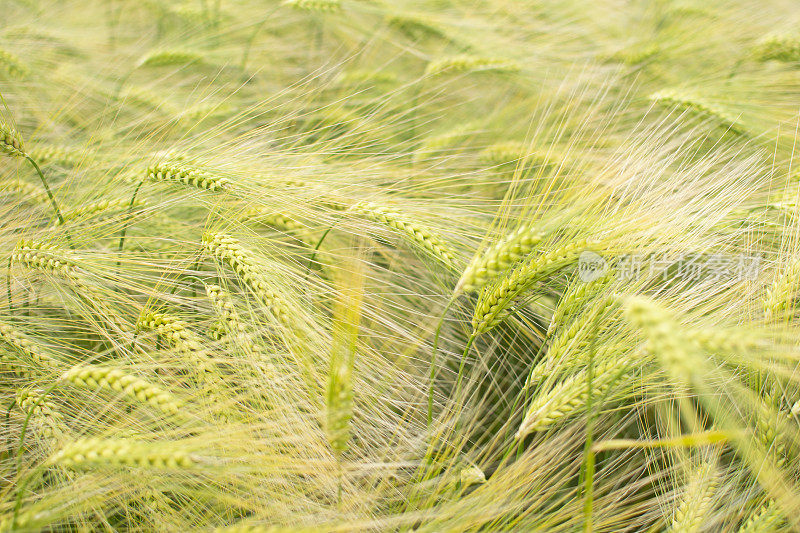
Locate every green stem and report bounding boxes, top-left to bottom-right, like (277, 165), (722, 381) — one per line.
(307, 225), (334, 273)
(304, 213), (344, 283)
(336, 459), (343, 509)
(25, 156), (73, 248)
(117, 177), (147, 263)
(12, 464), (45, 529)
(452, 332), (476, 404)
(7, 255), (13, 312)
(511, 336), (550, 460)
(582, 313), (600, 533)
(428, 297), (456, 427)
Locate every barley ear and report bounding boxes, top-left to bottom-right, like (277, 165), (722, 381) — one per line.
(737, 499), (786, 533)
(668, 461), (719, 533)
(326, 248), (365, 456)
(0, 121), (26, 157)
(456, 222), (545, 294)
(349, 201), (457, 270)
(48, 438), (198, 469)
(60, 365), (183, 416)
(516, 354), (634, 439)
(282, 0), (341, 11)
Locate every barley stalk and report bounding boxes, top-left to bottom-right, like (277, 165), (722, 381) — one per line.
(53, 197), (146, 227)
(386, 13), (449, 41)
(205, 283), (267, 362)
(12, 240), (77, 278)
(121, 85), (178, 114)
(458, 464), (486, 489)
(0, 48), (28, 78)
(205, 283), (244, 339)
(0, 122), (26, 158)
(136, 310), (224, 394)
(326, 253), (364, 456)
(138, 49), (203, 67)
(754, 34), (800, 62)
(548, 271), (614, 336)
(415, 122), (478, 160)
(603, 43), (660, 65)
(2, 179), (49, 204)
(527, 341), (627, 388)
(623, 295), (703, 387)
(762, 256), (800, 321)
(242, 208), (306, 234)
(1, 123), (70, 234)
(12, 240), (131, 334)
(478, 142), (547, 167)
(27, 144), (85, 166)
(690, 327), (766, 354)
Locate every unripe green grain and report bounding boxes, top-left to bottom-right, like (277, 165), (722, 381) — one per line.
(478, 141), (547, 167)
(0, 48), (28, 78)
(147, 163), (229, 192)
(737, 499), (786, 533)
(754, 34), (800, 62)
(668, 462), (719, 533)
(12, 240), (76, 277)
(624, 296), (702, 387)
(16, 387), (66, 442)
(548, 271), (614, 336)
(0, 320), (59, 375)
(202, 233), (291, 326)
(61, 365), (183, 416)
(54, 198), (146, 227)
(763, 256), (800, 321)
(27, 144), (85, 166)
(386, 13), (448, 41)
(456, 222), (546, 293)
(350, 201), (457, 270)
(472, 239), (603, 334)
(48, 437), (198, 469)
(283, 0), (340, 11)
(136, 310), (222, 390)
(426, 55), (520, 76)
(3, 179), (48, 204)
(139, 49), (203, 68)
(650, 89), (744, 135)
(0, 122), (26, 158)
(516, 354), (634, 438)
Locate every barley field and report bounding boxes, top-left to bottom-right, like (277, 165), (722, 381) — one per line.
(1, 0), (800, 531)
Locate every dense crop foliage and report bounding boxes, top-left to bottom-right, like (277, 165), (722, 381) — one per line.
(2, 0), (800, 531)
